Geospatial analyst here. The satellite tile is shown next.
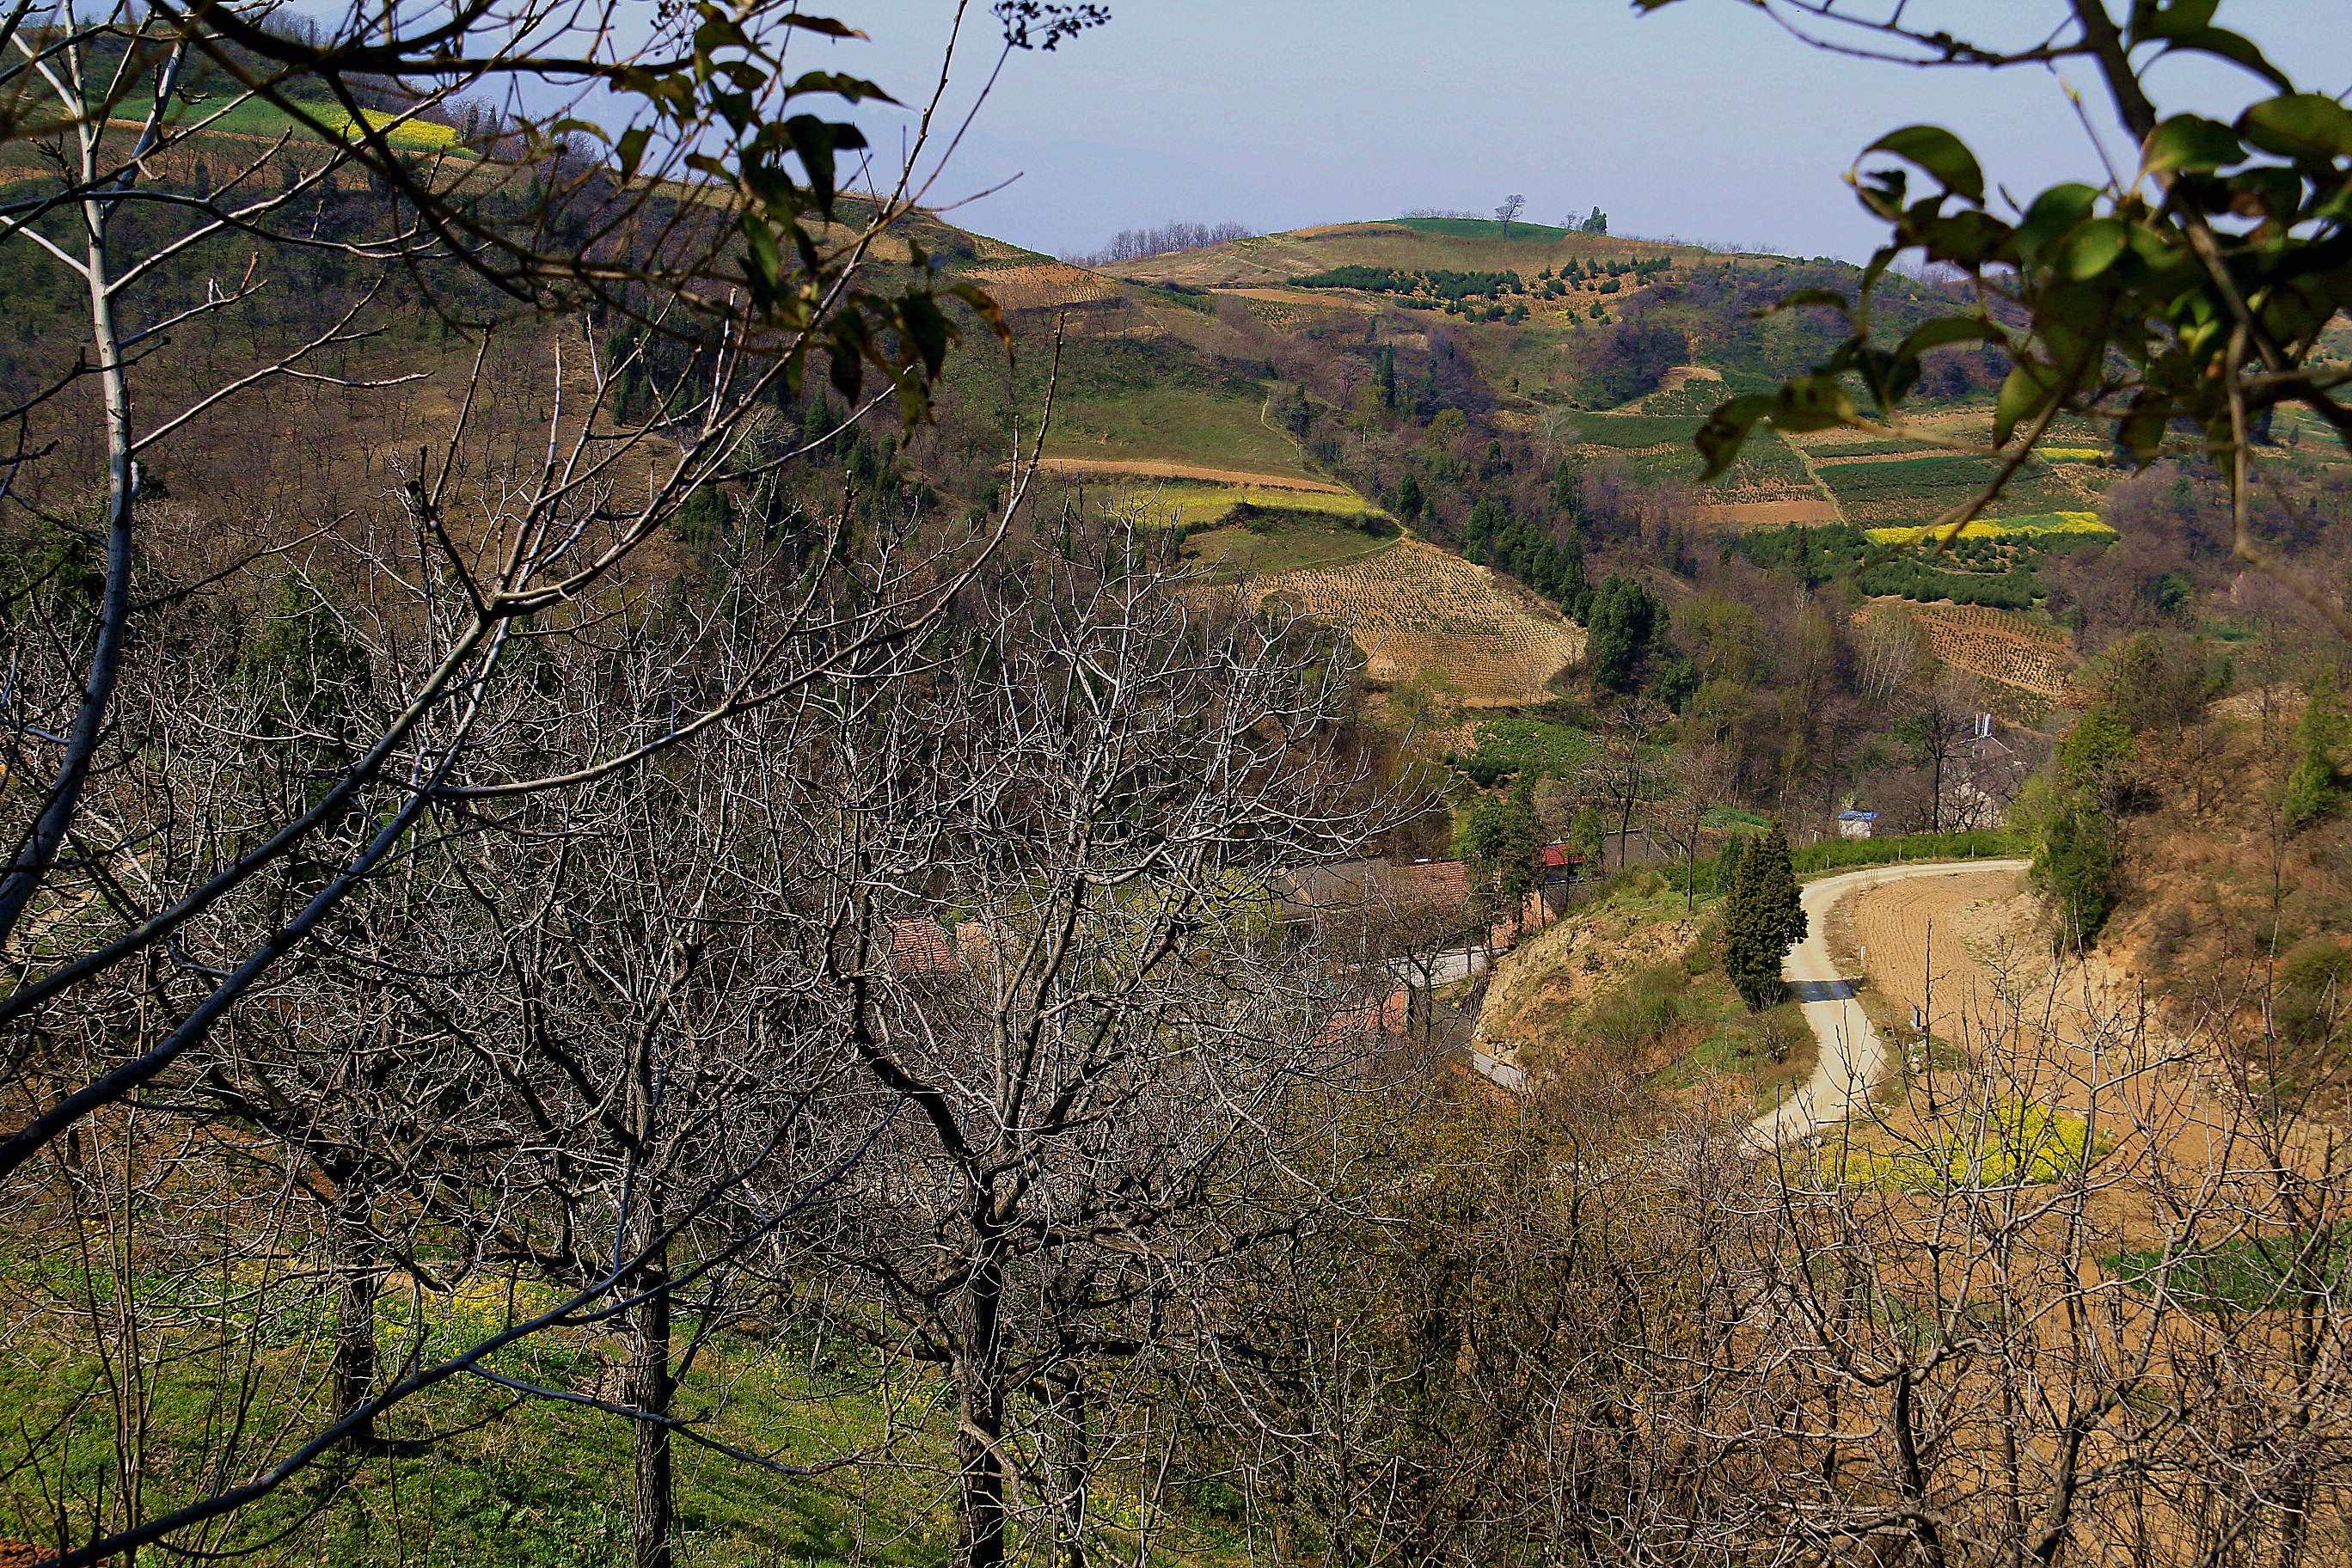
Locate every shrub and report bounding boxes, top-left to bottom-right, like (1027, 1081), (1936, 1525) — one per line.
(1583, 963), (1688, 1059)
(2284, 675), (2351, 830)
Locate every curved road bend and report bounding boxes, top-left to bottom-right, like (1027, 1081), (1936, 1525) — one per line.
(1743, 859), (2033, 1154)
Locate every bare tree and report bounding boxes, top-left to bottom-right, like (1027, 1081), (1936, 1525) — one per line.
(780, 544), (1396, 1568)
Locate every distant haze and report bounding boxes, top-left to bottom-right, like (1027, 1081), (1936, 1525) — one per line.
(835, 0), (2352, 261)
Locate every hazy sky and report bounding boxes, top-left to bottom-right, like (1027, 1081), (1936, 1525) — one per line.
(819, 2), (2352, 260)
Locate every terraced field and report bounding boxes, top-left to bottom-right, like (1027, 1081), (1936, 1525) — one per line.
(1251, 540), (1586, 706)
(1878, 600), (2080, 701)
(1818, 452), (2097, 526)
(968, 261), (1124, 311)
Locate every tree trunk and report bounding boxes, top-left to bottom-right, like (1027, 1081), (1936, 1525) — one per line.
(955, 1245), (1009, 1568)
(628, 1242), (673, 1568)
(328, 1163), (382, 1451)
(628, 1033), (673, 1568)
(1052, 1376), (1091, 1568)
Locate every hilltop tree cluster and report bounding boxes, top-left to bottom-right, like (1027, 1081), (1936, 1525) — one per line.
(1067, 218), (1255, 266)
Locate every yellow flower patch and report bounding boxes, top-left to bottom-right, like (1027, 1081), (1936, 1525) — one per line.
(322, 107), (462, 150)
(1865, 511), (2116, 544)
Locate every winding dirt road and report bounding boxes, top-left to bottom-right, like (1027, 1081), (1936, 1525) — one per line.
(1744, 859), (2033, 1151)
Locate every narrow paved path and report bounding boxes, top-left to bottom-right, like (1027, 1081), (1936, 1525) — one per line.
(1744, 859), (2032, 1152)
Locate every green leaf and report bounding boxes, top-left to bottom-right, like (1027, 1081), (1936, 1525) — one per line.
(615, 126), (650, 182)
(2128, 0), (2219, 42)
(1994, 362), (2055, 448)
(786, 70), (899, 107)
(2055, 217), (2132, 281)
(1912, 210), (2014, 267)
(2143, 113), (2243, 173)
(739, 213), (782, 294)
(948, 283), (1014, 350)
(2226, 165), (2306, 223)
(896, 291), (953, 377)
(1694, 394), (1773, 481)
(2239, 94), (2352, 162)
(1752, 287), (1849, 317)
(2157, 27), (2292, 92)
(1862, 125), (1985, 205)
(780, 13), (867, 37)
(2115, 391), (2171, 463)
(1858, 243), (1901, 300)
(2012, 182), (2099, 265)
(1770, 375), (1859, 433)
(783, 114), (841, 215)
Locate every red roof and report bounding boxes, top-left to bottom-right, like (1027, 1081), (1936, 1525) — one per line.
(1538, 843), (1578, 868)
(888, 918), (959, 974)
(1315, 989), (1412, 1047)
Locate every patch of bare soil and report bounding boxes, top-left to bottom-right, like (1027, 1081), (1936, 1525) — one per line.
(1697, 497), (1843, 526)
(1833, 863), (2259, 1251)
(1838, 868), (2043, 1043)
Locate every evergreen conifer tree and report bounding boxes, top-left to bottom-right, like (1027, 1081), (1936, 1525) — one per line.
(1719, 821), (1804, 1011)
(1550, 456), (1582, 516)
(1393, 472), (1425, 522)
(2284, 674), (2351, 830)
(2035, 797), (2116, 949)
(1585, 577), (1666, 693)
(1714, 833), (1746, 903)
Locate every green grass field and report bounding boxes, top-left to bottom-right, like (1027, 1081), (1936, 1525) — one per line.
(1182, 510), (1400, 578)
(1045, 387), (1320, 480)
(1103, 481), (1383, 530)
(0, 1262), (1247, 1568)
(1816, 453), (2089, 526)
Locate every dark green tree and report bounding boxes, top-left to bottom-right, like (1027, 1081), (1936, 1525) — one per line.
(1720, 820), (1804, 1012)
(2035, 797), (2117, 950)
(1458, 775), (1548, 928)
(2284, 674), (2351, 830)
(1393, 472), (1426, 523)
(1568, 804), (1608, 867)
(236, 576), (373, 749)
(1585, 576), (1666, 694)
(1550, 456), (1583, 516)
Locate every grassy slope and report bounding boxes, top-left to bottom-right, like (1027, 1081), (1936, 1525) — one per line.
(0, 1282), (1246, 1568)
(1107, 220), (1698, 290)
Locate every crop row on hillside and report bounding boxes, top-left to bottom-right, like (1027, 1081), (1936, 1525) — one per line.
(1565, 413), (1705, 447)
(1885, 600), (2079, 698)
(1246, 540), (1585, 707)
(1802, 438), (1946, 460)
(1820, 456), (2087, 524)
